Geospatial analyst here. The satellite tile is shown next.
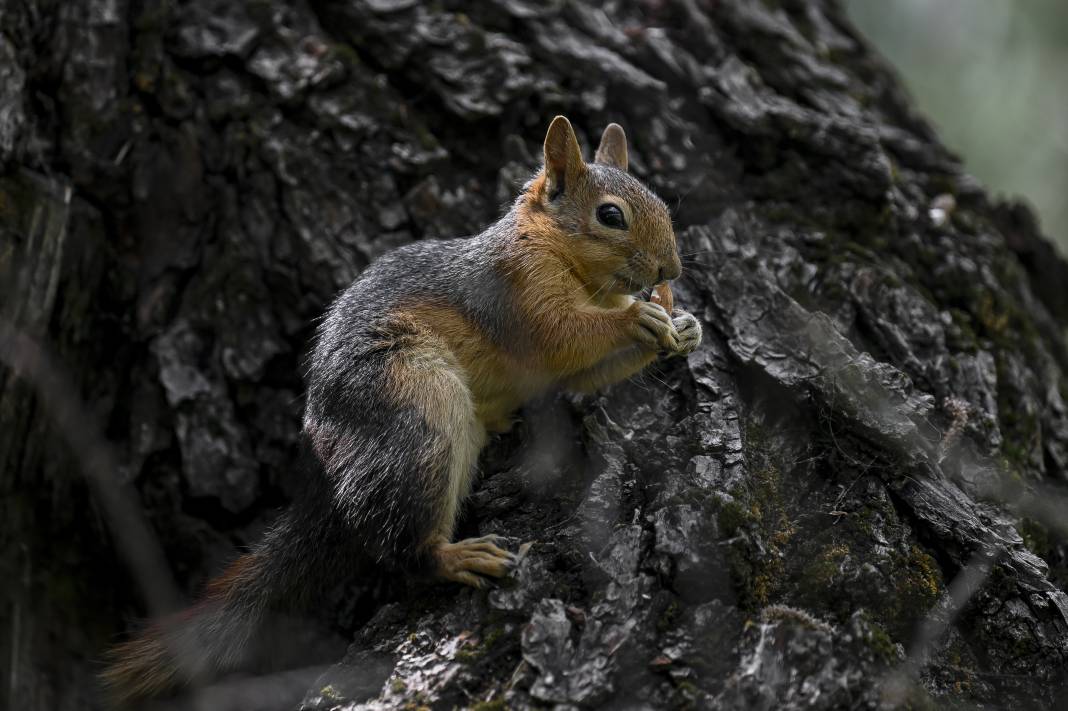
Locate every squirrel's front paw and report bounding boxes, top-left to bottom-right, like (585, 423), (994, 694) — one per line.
(666, 310), (702, 357)
(627, 301), (679, 352)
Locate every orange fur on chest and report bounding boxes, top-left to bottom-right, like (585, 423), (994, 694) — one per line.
(502, 215), (636, 375)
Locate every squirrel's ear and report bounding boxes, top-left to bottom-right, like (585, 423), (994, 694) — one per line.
(594, 123), (628, 171)
(542, 116), (586, 200)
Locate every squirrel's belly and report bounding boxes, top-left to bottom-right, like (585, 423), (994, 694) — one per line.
(471, 372), (553, 432)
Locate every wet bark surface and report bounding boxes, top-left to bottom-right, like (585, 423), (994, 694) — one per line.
(3, 1), (1068, 709)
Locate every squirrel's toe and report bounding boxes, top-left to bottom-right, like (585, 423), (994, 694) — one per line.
(458, 553), (513, 578)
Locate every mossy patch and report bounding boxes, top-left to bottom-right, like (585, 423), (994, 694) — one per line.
(454, 623), (507, 664)
(782, 481), (944, 645)
(718, 418), (797, 610)
(861, 615), (898, 664)
(1017, 517), (1068, 590)
(1018, 517), (1051, 559)
(798, 542), (849, 595)
(657, 599), (682, 633)
(883, 544), (943, 638)
(996, 385), (1040, 476)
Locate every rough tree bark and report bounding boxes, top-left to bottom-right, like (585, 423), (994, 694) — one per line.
(3, 1), (1068, 709)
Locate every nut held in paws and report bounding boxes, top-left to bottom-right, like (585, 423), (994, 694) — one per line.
(650, 282), (674, 314)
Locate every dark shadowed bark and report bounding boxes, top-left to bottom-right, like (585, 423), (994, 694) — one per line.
(3, 1), (1068, 709)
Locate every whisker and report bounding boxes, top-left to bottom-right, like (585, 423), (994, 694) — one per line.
(681, 260), (716, 270)
(544, 264), (577, 282)
(643, 367), (676, 391)
(673, 174), (707, 213)
(677, 248), (725, 258)
(581, 277), (616, 307)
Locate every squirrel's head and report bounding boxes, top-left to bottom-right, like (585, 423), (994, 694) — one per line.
(519, 116), (681, 296)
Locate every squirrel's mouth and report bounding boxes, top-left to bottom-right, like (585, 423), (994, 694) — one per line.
(614, 272), (647, 294)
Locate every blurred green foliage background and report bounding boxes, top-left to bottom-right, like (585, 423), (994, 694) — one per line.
(847, 0), (1068, 255)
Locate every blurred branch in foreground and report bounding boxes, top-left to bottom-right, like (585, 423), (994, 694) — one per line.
(0, 321), (181, 617)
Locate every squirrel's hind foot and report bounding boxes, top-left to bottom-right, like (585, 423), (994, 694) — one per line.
(433, 535), (518, 588)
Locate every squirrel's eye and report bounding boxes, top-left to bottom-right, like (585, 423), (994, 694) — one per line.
(596, 203), (627, 230)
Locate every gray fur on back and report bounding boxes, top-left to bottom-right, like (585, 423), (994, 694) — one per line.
(314, 212), (523, 362)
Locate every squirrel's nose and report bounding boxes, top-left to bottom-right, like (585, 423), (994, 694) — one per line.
(658, 260), (681, 283)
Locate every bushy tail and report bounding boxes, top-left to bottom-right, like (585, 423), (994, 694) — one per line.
(100, 621), (181, 702)
(101, 553), (266, 704)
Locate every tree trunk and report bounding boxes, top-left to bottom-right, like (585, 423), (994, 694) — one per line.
(3, 1), (1068, 709)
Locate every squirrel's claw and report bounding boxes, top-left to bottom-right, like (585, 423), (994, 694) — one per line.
(464, 533), (507, 546)
(450, 570), (490, 589)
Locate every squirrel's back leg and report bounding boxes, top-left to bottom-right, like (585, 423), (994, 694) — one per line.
(379, 333), (516, 586)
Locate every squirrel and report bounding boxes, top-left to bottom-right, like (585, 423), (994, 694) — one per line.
(101, 116), (702, 703)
